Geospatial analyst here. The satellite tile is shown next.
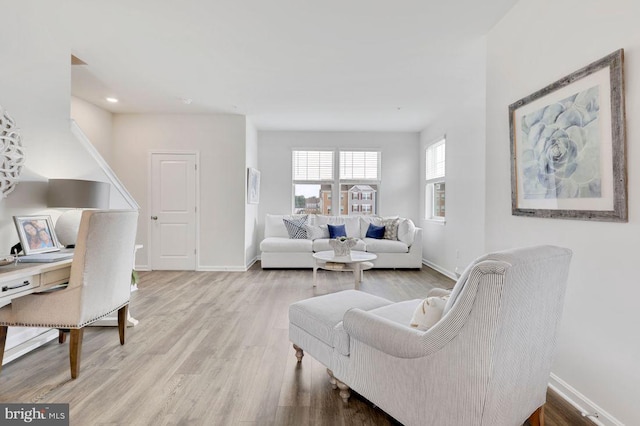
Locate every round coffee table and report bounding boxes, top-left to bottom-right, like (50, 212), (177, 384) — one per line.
(312, 250), (377, 287)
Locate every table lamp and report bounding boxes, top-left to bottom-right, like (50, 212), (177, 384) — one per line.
(47, 179), (110, 247)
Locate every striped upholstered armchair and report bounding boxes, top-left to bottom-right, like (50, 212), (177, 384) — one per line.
(331, 245), (572, 426)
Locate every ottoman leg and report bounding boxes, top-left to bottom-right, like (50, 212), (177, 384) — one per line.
(293, 344), (304, 362)
(327, 369), (338, 389)
(335, 379), (351, 403)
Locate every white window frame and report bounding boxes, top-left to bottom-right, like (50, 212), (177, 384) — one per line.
(291, 149), (382, 216)
(339, 150), (381, 216)
(425, 138), (446, 222)
(292, 150), (335, 214)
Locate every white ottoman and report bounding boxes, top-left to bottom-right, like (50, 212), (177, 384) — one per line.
(288, 290), (392, 368)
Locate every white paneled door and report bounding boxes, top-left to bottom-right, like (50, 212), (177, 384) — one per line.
(150, 152), (198, 270)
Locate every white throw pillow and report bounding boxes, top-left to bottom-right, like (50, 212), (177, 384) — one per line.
(306, 224), (329, 240)
(410, 296), (449, 331)
(397, 218), (416, 246)
(283, 216), (308, 239)
(382, 218), (400, 240)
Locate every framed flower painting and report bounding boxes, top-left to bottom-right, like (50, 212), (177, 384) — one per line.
(509, 49), (627, 222)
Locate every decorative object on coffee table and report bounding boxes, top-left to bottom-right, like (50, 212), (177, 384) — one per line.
(329, 237), (357, 257)
(0, 105), (26, 198)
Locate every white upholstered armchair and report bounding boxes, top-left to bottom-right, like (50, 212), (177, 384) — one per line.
(331, 245), (572, 426)
(0, 210), (138, 379)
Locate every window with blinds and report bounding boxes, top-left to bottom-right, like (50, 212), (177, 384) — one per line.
(425, 139), (445, 181)
(291, 149), (382, 215)
(425, 138), (446, 220)
(339, 151), (380, 180)
(292, 150), (334, 181)
(292, 150), (334, 214)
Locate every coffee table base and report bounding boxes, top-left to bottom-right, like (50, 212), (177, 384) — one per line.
(313, 260), (374, 287)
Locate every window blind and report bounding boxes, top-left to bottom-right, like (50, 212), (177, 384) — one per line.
(426, 139), (445, 180)
(340, 151), (380, 180)
(292, 150), (334, 181)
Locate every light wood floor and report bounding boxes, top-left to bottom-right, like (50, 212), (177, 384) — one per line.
(0, 264), (592, 426)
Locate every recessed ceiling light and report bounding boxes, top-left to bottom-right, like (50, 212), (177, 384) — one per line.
(106, 97), (119, 103)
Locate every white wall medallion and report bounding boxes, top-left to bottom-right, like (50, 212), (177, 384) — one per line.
(0, 105), (26, 198)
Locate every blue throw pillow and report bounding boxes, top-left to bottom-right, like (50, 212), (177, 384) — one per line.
(365, 223), (385, 239)
(328, 224), (347, 238)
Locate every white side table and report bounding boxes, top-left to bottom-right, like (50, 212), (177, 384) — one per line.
(312, 250), (377, 287)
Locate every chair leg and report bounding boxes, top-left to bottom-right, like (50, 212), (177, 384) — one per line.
(58, 329), (67, 344)
(69, 328), (84, 379)
(327, 369), (338, 389)
(528, 405), (545, 426)
(0, 326), (7, 375)
(335, 379), (351, 403)
(118, 305), (128, 345)
(293, 344), (304, 362)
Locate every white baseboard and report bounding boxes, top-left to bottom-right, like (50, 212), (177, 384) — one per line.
(245, 257), (258, 270)
(135, 264), (151, 271)
(422, 258), (457, 281)
(549, 373), (623, 426)
(197, 265), (248, 272)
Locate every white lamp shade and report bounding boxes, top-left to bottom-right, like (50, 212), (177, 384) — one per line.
(48, 179), (109, 209)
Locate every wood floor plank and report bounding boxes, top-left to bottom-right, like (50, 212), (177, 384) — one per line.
(0, 264), (591, 425)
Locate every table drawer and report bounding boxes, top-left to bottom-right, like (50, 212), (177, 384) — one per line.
(42, 267), (71, 287)
(1, 275), (40, 299)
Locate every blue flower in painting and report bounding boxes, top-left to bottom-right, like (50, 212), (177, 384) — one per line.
(521, 86), (601, 199)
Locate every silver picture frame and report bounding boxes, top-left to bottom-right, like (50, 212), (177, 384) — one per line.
(13, 215), (61, 255)
(509, 49), (627, 222)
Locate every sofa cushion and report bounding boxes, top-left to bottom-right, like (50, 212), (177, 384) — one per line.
(260, 237), (313, 253)
(365, 223), (385, 239)
(382, 218), (400, 240)
(334, 299), (421, 356)
(359, 216), (383, 238)
(363, 238), (409, 253)
(306, 224), (329, 240)
(397, 218), (416, 246)
(283, 215), (308, 239)
(315, 215), (360, 238)
(313, 238), (366, 252)
(328, 224), (347, 238)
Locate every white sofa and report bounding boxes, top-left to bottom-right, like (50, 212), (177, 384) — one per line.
(260, 214), (422, 269)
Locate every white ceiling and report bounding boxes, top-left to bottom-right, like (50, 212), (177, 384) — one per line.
(63, 0), (518, 131)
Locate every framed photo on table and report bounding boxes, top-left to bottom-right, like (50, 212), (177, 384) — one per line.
(13, 215), (61, 255)
(509, 49), (627, 222)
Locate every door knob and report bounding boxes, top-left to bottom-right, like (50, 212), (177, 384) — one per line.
(151, 216), (158, 220)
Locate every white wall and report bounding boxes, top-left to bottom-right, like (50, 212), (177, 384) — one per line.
(486, 1), (640, 424)
(71, 96), (113, 164)
(112, 114), (248, 270)
(257, 131), (420, 242)
(420, 38), (487, 278)
(245, 119), (259, 267)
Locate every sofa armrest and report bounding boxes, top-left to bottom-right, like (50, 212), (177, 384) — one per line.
(343, 308), (429, 358)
